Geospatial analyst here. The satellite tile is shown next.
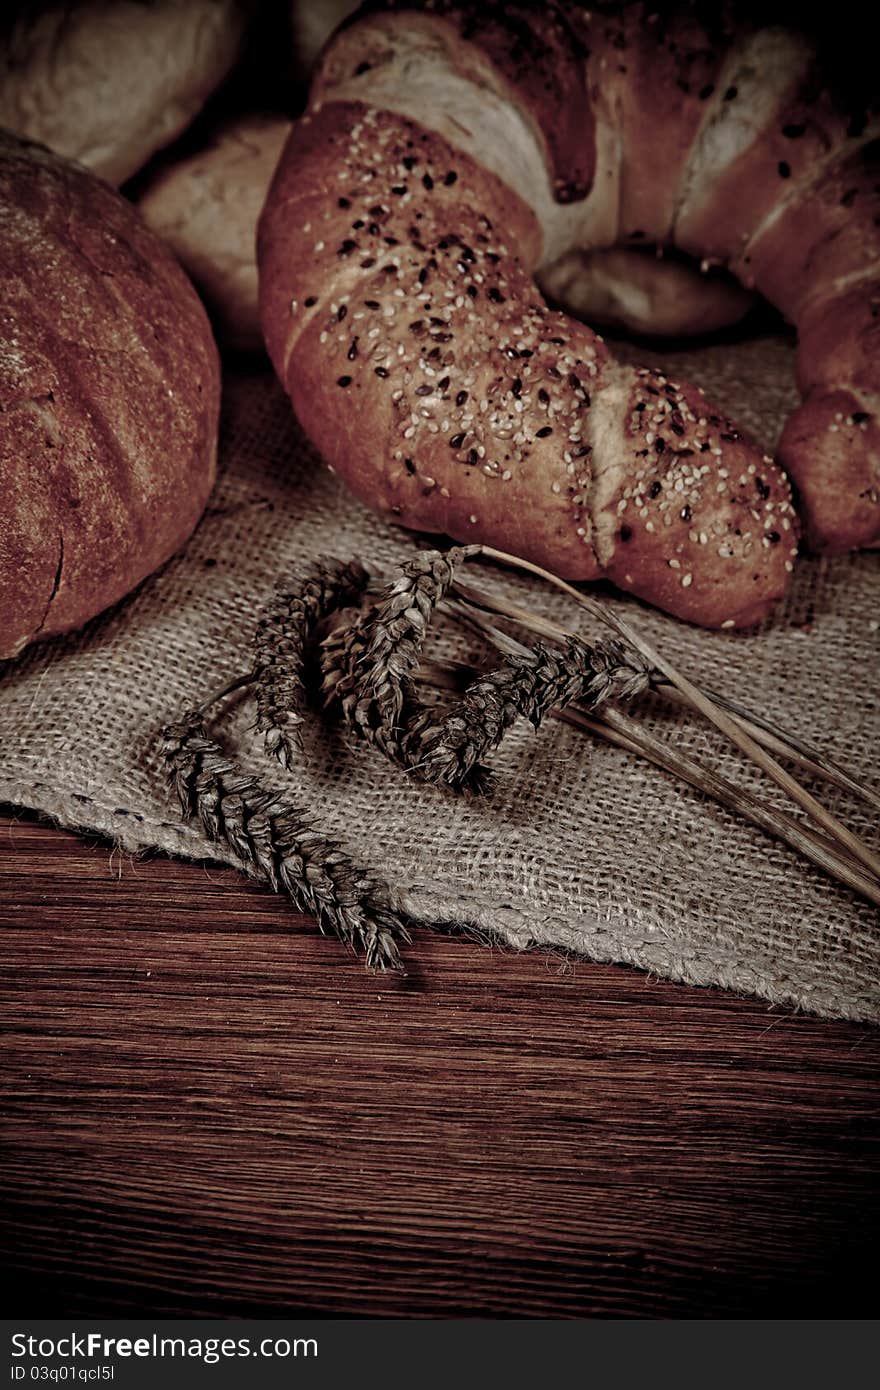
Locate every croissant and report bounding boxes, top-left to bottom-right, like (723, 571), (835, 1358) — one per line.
(258, 0), (879, 628)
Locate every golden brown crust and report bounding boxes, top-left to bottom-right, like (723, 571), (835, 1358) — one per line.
(735, 138), (880, 319)
(259, 0), (880, 615)
(795, 282), (880, 398)
(595, 372), (796, 627)
(0, 131), (220, 659)
(584, 4), (736, 245)
(675, 56), (854, 273)
(331, 0), (597, 202)
(778, 390), (879, 553)
(259, 102), (797, 626)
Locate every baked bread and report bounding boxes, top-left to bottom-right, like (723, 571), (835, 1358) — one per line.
(0, 0), (252, 187)
(139, 108), (751, 352)
(138, 113), (291, 352)
(0, 130), (221, 660)
(537, 247), (755, 338)
(258, 1), (879, 627)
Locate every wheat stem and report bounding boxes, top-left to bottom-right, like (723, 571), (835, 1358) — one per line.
(452, 579), (878, 811)
(472, 546), (880, 885)
(417, 656), (880, 908)
(161, 713), (411, 970)
(252, 557), (369, 768)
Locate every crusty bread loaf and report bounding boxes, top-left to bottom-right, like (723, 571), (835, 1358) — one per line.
(138, 114), (291, 352)
(256, 1), (878, 626)
(0, 0), (252, 187)
(0, 130), (221, 660)
(259, 101), (797, 628)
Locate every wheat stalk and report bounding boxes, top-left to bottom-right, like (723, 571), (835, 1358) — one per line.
(162, 712), (411, 970)
(160, 539), (878, 959)
(451, 578), (879, 811)
(438, 600), (880, 908)
(467, 546), (880, 887)
(253, 557), (369, 767)
(401, 637), (651, 792)
(320, 545), (478, 763)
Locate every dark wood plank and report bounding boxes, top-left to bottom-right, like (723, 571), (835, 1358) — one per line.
(1, 810), (877, 1317)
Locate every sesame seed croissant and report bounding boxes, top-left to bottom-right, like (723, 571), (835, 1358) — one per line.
(258, 1), (878, 628)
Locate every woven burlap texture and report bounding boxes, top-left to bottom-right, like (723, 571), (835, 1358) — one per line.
(1, 334), (878, 1022)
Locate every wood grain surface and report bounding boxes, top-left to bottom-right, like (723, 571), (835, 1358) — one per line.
(1, 809), (877, 1319)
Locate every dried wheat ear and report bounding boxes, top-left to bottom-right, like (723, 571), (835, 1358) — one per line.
(162, 545), (880, 972)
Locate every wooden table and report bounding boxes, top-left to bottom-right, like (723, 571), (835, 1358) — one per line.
(1, 809), (877, 1318)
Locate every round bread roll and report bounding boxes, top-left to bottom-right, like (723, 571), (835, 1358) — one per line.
(0, 130), (221, 660)
(138, 113), (292, 352)
(0, 0), (252, 187)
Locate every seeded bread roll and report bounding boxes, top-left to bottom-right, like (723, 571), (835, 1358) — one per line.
(0, 130), (220, 660)
(260, 100), (798, 628)
(258, 2), (845, 628)
(0, 0), (252, 187)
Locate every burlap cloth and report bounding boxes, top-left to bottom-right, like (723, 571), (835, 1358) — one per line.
(1, 332), (878, 1022)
